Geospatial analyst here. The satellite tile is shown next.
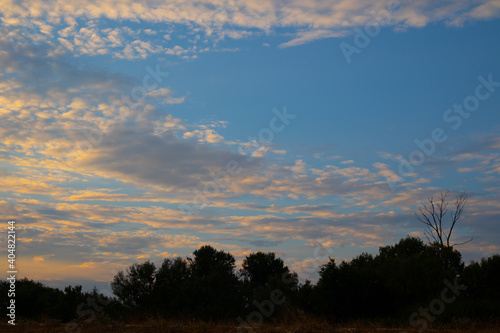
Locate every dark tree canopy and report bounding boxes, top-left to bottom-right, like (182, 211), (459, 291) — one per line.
(6, 240), (499, 326)
(314, 236), (468, 319)
(154, 257), (190, 315)
(186, 245), (242, 319)
(378, 235), (426, 259)
(240, 251), (299, 320)
(241, 251), (288, 287)
(110, 260), (156, 308)
(189, 245), (236, 279)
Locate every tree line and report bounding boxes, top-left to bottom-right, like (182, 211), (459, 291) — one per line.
(1, 238), (499, 327)
(2, 192), (499, 327)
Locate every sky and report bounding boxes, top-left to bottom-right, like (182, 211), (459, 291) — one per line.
(1, 0), (500, 292)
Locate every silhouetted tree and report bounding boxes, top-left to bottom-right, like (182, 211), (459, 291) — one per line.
(462, 254), (500, 300)
(313, 236), (466, 320)
(313, 257), (341, 318)
(296, 279), (313, 312)
(60, 285), (86, 322)
(186, 245), (243, 319)
(154, 257), (191, 316)
(110, 261), (156, 309)
(0, 278), (100, 322)
(378, 236), (463, 313)
(9, 242), (498, 325)
(378, 235), (426, 259)
(415, 190), (469, 247)
(14, 278), (65, 319)
(240, 251), (298, 319)
(314, 252), (383, 319)
(241, 252), (289, 287)
(189, 245), (236, 279)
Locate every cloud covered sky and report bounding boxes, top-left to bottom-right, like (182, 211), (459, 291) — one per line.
(1, 0), (500, 291)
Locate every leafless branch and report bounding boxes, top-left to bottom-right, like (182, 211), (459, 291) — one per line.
(415, 190), (469, 248)
(451, 238), (473, 247)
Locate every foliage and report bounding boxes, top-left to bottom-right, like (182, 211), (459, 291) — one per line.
(0, 278), (113, 323)
(240, 251), (299, 320)
(110, 260), (156, 309)
(314, 236), (468, 321)
(4, 241), (500, 326)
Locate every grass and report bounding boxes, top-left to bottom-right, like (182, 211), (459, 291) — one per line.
(1, 316), (500, 333)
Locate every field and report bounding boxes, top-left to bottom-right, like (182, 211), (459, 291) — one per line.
(2, 318), (499, 333)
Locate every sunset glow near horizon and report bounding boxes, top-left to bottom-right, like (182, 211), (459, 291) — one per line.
(1, 0), (500, 292)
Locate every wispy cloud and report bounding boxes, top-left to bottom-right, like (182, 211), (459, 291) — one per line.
(279, 29), (348, 48)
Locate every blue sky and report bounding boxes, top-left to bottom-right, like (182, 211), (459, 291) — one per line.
(1, 0), (500, 292)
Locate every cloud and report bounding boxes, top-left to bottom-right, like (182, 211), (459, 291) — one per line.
(1, 3), (500, 288)
(459, 0), (500, 22)
(2, 0), (500, 54)
(147, 88), (186, 104)
(279, 29), (348, 48)
(183, 128), (224, 143)
(79, 126), (258, 191)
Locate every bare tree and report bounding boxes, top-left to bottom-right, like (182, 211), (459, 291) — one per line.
(415, 190), (470, 247)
